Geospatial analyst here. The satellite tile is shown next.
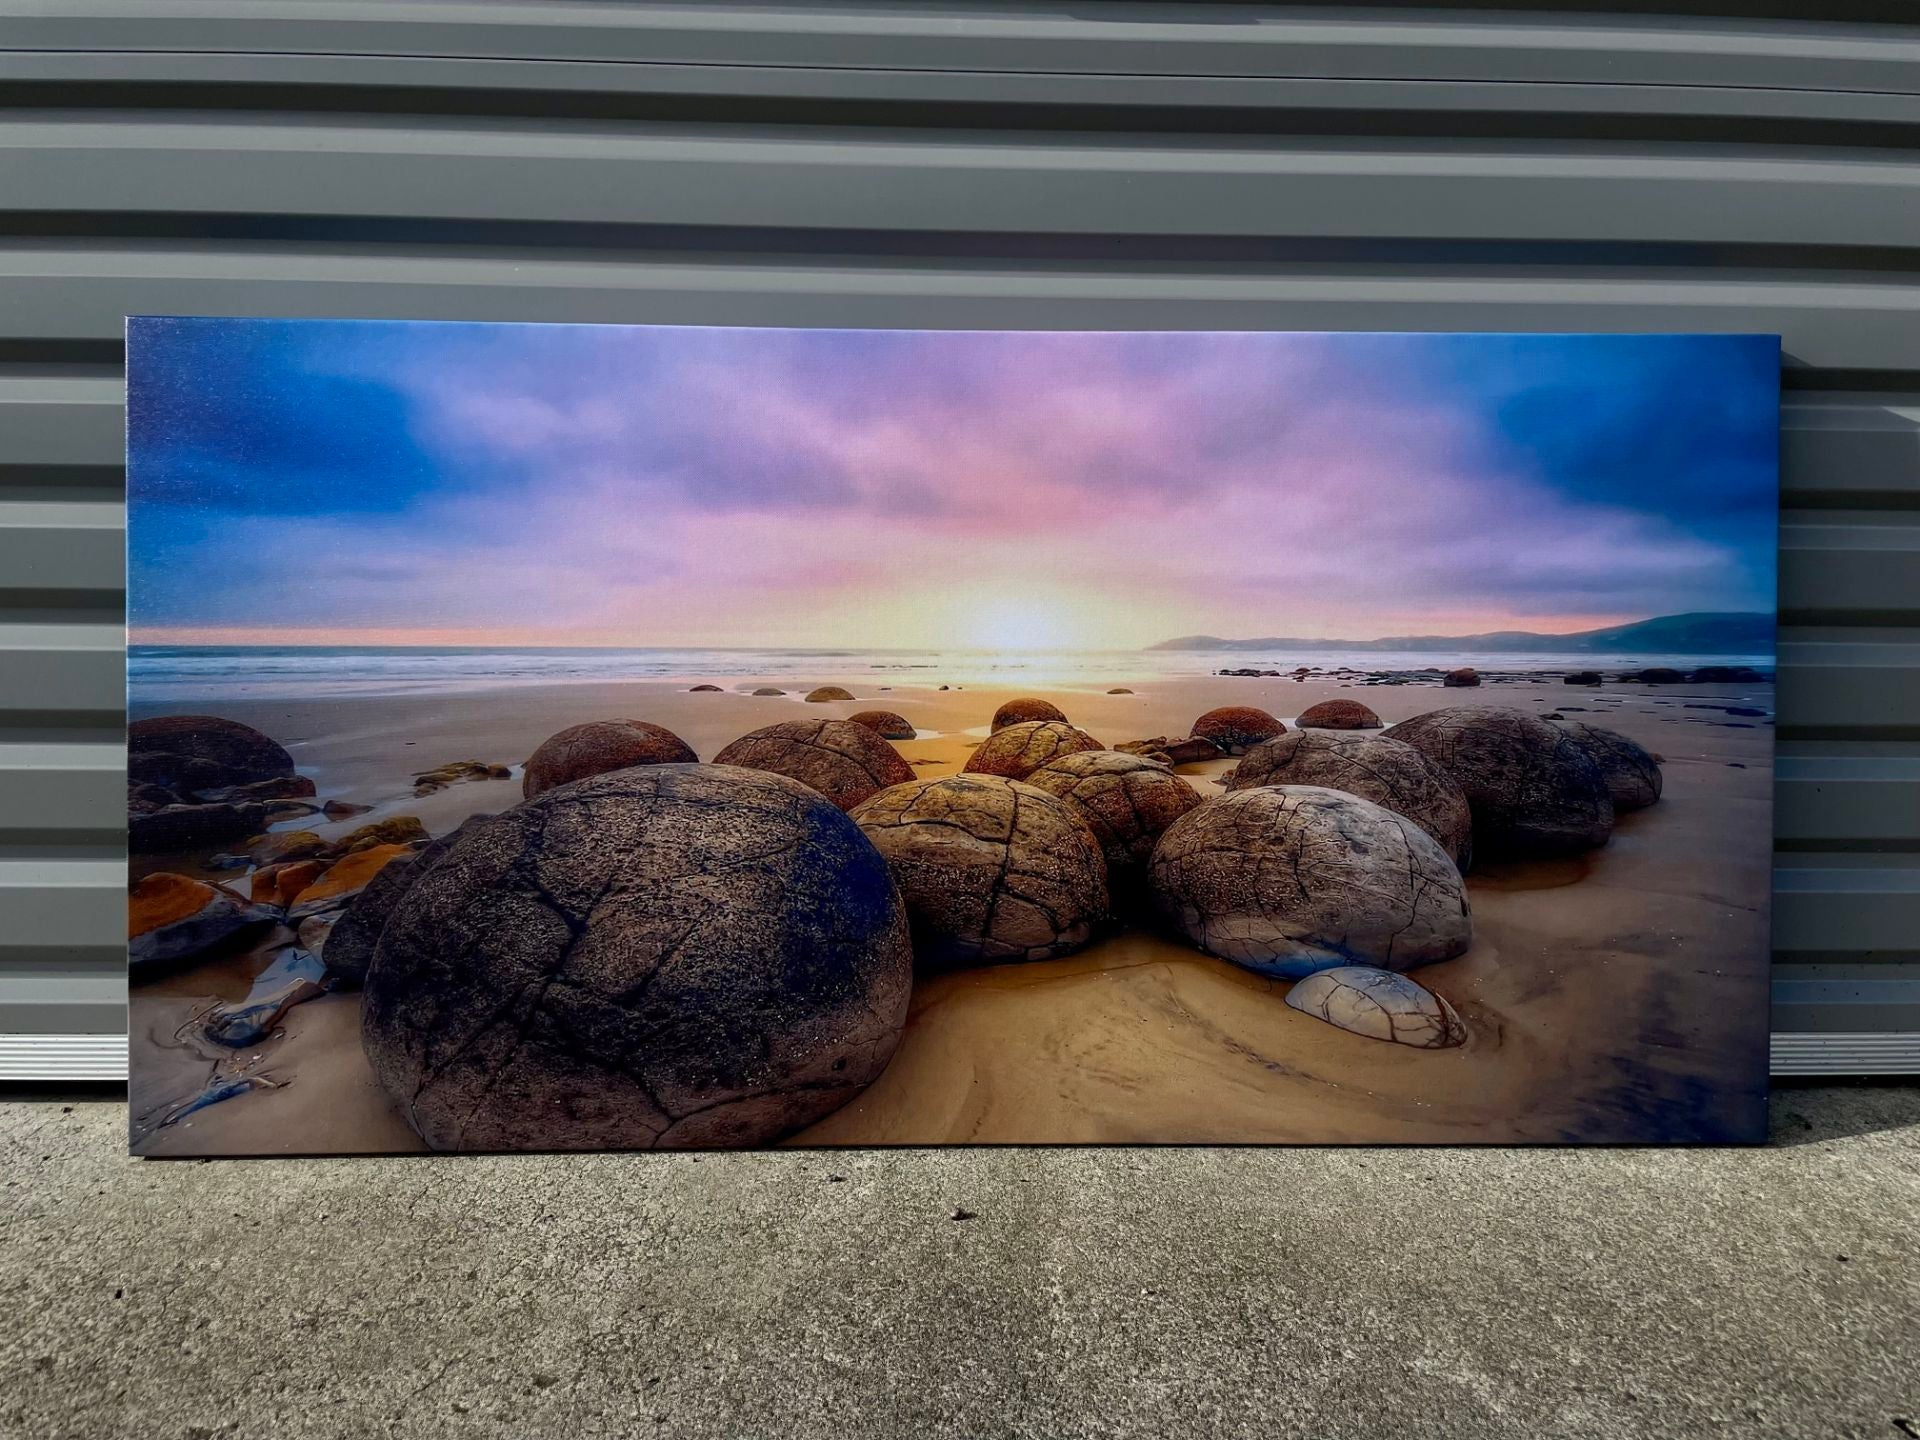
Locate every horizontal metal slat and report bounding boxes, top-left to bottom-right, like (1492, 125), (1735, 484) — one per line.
(0, 622), (122, 714)
(0, 500), (124, 592)
(3, 120), (1918, 248)
(1773, 857), (1920, 959)
(6, 4), (1918, 92)
(4, 252), (1920, 377)
(1776, 636), (1920, 736)
(1775, 743), (1920, 847)
(0, 857), (125, 951)
(1778, 514), (1920, 623)
(0, 740), (125, 835)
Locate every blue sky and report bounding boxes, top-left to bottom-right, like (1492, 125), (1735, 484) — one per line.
(127, 320), (1778, 648)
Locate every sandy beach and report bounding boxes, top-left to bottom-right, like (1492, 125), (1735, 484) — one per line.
(128, 668), (1774, 1154)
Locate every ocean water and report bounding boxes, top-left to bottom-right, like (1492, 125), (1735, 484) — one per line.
(128, 645), (1777, 704)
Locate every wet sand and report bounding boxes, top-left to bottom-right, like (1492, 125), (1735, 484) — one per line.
(127, 671), (1775, 1152)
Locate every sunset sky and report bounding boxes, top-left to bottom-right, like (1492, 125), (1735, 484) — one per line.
(127, 320), (1778, 650)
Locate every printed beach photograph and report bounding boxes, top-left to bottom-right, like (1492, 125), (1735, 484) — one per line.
(125, 320), (1779, 1153)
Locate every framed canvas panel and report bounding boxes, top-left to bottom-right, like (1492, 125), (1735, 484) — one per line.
(125, 320), (1779, 1153)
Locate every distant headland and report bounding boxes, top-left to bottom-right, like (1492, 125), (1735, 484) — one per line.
(1149, 612), (1774, 656)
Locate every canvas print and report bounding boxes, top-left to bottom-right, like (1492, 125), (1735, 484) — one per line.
(126, 320), (1779, 1153)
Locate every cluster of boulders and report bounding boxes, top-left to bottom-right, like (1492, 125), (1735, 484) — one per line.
(130, 687), (1670, 1148)
(128, 715), (315, 853)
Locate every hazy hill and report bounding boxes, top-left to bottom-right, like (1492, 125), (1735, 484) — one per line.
(1148, 612), (1774, 655)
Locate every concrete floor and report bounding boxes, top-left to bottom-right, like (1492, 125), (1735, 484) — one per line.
(2, 1084), (1916, 1440)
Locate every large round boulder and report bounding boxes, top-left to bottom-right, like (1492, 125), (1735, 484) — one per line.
(362, 765), (912, 1151)
(1442, 668), (1480, 688)
(1149, 785), (1471, 978)
(847, 710), (916, 741)
(712, 718), (914, 811)
(961, 720), (1101, 780)
(1383, 706), (1613, 859)
(1223, 730), (1474, 871)
(128, 715), (296, 794)
(1295, 699), (1381, 731)
(1023, 750), (1201, 881)
(1552, 720), (1662, 813)
(851, 774), (1107, 970)
(805, 686), (855, 703)
(521, 719), (698, 799)
(1190, 706), (1285, 755)
(991, 697), (1068, 732)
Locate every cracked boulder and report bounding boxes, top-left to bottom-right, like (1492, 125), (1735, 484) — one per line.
(362, 765), (912, 1151)
(1295, 699), (1382, 731)
(1383, 706), (1614, 859)
(712, 718), (914, 811)
(522, 719), (698, 799)
(1023, 750), (1201, 884)
(847, 710), (916, 741)
(1223, 730), (1474, 871)
(1190, 706), (1285, 755)
(961, 720), (1102, 781)
(1550, 720), (1663, 813)
(1285, 965), (1466, 1048)
(851, 774), (1107, 970)
(1149, 785), (1471, 978)
(990, 697), (1068, 732)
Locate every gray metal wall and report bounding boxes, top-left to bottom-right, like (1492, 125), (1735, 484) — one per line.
(0, 2), (1915, 1077)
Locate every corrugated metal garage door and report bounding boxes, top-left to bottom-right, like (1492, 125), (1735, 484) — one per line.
(0, 2), (1915, 1077)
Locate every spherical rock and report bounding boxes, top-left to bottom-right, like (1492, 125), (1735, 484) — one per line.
(322, 818), (486, 988)
(851, 774), (1107, 970)
(961, 720), (1102, 780)
(1223, 730), (1474, 870)
(128, 714), (296, 793)
(1024, 750), (1201, 884)
(991, 697), (1068, 732)
(689, 684), (723, 692)
(847, 710), (916, 741)
(805, 686), (855, 703)
(1442, 668), (1480, 688)
(1383, 706), (1613, 859)
(522, 720), (698, 799)
(1296, 699), (1382, 730)
(1285, 965), (1466, 1048)
(1552, 720), (1662, 813)
(1190, 706), (1285, 755)
(362, 765), (912, 1151)
(1149, 786), (1471, 978)
(713, 719), (914, 811)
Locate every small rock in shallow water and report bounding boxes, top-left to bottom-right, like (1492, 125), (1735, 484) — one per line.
(322, 799), (372, 820)
(1285, 965), (1465, 1048)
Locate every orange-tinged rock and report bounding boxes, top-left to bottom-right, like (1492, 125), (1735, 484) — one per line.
(288, 843), (411, 916)
(252, 859), (325, 907)
(129, 873), (276, 977)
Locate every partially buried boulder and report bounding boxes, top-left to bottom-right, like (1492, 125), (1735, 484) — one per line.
(991, 698), (1068, 732)
(961, 720), (1101, 780)
(1190, 707), (1285, 755)
(1295, 699), (1381, 731)
(362, 765), (912, 1151)
(1563, 671), (1602, 686)
(1223, 730), (1474, 871)
(1551, 720), (1662, 813)
(847, 710), (915, 741)
(1443, 668), (1480, 688)
(1116, 735), (1224, 766)
(752, 687), (786, 697)
(1149, 786), (1471, 978)
(127, 715), (295, 794)
(521, 720), (697, 799)
(1285, 966), (1466, 1048)
(1383, 706), (1613, 859)
(805, 686), (855, 703)
(851, 774), (1107, 970)
(1023, 750), (1200, 882)
(128, 873), (278, 979)
(712, 718), (914, 812)
(689, 684), (723, 693)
